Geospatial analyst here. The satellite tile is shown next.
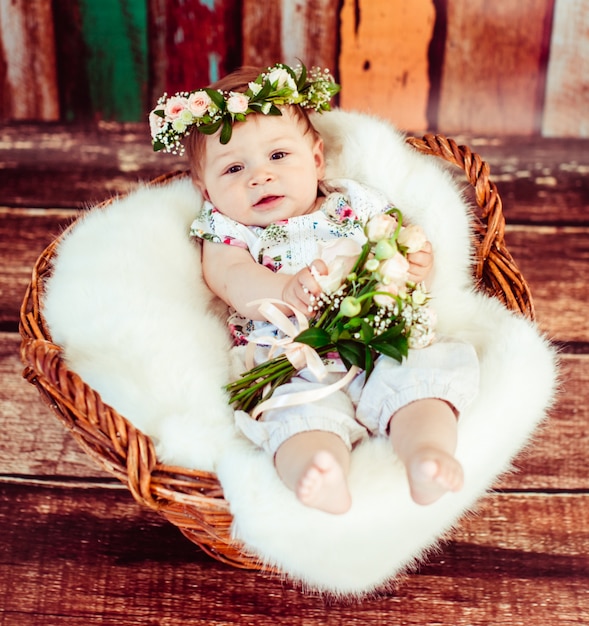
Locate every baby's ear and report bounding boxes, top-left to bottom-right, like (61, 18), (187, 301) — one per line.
(313, 136), (326, 179)
(194, 179), (209, 200)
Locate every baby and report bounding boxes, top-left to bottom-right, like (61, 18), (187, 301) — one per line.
(150, 63), (479, 514)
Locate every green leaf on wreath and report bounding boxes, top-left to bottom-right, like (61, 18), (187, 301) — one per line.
(205, 88), (226, 109)
(220, 119), (233, 144)
(296, 64), (307, 91)
(198, 120), (222, 135)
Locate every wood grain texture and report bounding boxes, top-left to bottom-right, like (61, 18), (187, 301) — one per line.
(2, 126), (587, 221)
(0, 485), (587, 624)
(0, 124), (186, 208)
(0, 0), (59, 121)
(506, 226), (589, 344)
(242, 0), (340, 72)
(339, 0), (435, 130)
(438, 0), (554, 135)
(542, 0), (589, 137)
(0, 332), (108, 479)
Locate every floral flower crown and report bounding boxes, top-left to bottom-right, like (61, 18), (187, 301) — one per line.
(149, 62), (340, 154)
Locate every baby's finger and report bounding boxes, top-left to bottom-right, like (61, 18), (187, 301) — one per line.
(309, 259), (328, 276)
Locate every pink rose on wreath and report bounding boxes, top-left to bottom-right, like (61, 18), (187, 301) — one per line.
(188, 91), (212, 116)
(164, 95), (189, 120)
(226, 93), (249, 114)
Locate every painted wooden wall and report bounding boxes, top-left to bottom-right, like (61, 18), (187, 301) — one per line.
(1, 0), (588, 137)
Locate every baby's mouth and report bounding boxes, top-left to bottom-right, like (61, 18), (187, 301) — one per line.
(254, 195), (282, 208)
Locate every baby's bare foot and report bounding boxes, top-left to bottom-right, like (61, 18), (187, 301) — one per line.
(296, 450), (352, 515)
(407, 448), (464, 505)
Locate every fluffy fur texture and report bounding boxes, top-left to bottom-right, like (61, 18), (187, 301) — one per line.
(43, 110), (557, 596)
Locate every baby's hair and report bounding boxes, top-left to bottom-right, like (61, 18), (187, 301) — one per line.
(186, 65), (322, 183)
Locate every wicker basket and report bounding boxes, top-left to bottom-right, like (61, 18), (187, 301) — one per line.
(19, 134), (534, 572)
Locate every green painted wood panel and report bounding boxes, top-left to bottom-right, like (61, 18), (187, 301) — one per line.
(78, 0), (148, 121)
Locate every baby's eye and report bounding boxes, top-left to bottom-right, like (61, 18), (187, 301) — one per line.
(270, 151), (287, 160)
(224, 164), (243, 175)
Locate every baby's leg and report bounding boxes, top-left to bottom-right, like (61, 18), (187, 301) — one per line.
(389, 399), (463, 505)
(274, 430), (352, 515)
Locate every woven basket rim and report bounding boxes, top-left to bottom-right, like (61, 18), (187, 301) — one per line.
(19, 134), (535, 572)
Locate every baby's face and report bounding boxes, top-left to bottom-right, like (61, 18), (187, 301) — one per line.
(196, 111), (325, 227)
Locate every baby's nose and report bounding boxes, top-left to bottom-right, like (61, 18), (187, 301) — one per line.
(249, 166), (273, 185)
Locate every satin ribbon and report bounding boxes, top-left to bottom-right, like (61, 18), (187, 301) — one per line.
(244, 298), (361, 420)
(245, 299), (327, 380)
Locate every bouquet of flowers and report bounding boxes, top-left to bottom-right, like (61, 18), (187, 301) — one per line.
(226, 209), (436, 415)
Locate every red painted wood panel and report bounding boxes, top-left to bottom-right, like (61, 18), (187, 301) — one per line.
(163, 0), (242, 95)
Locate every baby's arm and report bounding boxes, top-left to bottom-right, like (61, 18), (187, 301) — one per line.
(201, 240), (326, 320)
(406, 240), (434, 287)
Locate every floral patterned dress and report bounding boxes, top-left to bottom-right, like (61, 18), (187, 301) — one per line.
(190, 178), (394, 344)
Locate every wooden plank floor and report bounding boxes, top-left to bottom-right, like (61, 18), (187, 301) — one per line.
(1, 123), (588, 625)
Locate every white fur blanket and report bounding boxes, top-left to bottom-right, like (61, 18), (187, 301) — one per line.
(43, 110), (557, 596)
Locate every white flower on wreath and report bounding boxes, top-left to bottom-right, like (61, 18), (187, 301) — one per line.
(267, 67), (297, 92)
(149, 110), (164, 137)
(172, 118), (187, 133)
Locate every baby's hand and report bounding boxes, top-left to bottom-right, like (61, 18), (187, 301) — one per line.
(282, 260), (328, 316)
(407, 240), (434, 285)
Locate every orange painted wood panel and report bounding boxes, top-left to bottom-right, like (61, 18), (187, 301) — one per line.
(542, 0), (589, 138)
(0, 0), (59, 121)
(339, 0), (435, 131)
(242, 0), (340, 72)
(438, 0), (554, 135)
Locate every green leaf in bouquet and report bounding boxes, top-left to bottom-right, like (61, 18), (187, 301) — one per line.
(364, 348), (375, 378)
(351, 241), (372, 275)
(295, 327), (332, 348)
(336, 339), (367, 370)
(369, 329), (409, 363)
(360, 319), (375, 343)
